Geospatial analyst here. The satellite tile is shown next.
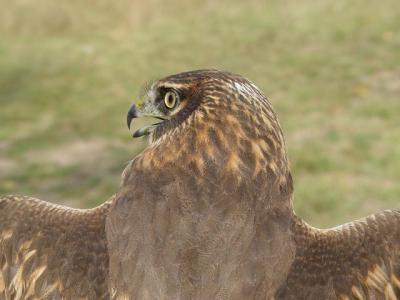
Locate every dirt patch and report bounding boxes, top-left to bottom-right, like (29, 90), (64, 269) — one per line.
(27, 138), (121, 167)
(0, 158), (17, 177)
(362, 70), (400, 95)
(0, 141), (16, 177)
(287, 126), (327, 146)
(0, 141), (10, 152)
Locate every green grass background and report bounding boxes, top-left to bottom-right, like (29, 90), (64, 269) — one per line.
(0, 0), (399, 227)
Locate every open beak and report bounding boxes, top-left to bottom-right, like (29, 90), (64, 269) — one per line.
(126, 103), (167, 138)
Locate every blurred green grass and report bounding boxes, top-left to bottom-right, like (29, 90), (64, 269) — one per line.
(0, 0), (399, 227)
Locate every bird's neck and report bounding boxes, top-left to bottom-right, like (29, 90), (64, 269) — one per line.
(127, 105), (294, 209)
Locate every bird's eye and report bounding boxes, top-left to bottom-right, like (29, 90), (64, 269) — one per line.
(164, 91), (179, 109)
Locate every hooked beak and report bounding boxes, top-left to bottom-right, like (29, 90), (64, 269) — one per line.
(127, 103), (138, 130)
(126, 103), (167, 138)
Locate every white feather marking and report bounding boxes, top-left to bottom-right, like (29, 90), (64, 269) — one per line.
(25, 265), (47, 295)
(351, 286), (364, 300)
(233, 81), (257, 97)
(391, 274), (400, 288)
(2, 230), (13, 240)
(22, 249), (36, 263)
(11, 265), (25, 300)
(9, 249), (38, 299)
(0, 273), (5, 294)
(385, 284), (397, 300)
(40, 280), (59, 298)
(116, 293), (130, 300)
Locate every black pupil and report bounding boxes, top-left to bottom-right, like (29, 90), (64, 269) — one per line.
(167, 93), (175, 106)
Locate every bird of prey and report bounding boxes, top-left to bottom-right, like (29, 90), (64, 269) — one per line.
(1, 70), (399, 300)
(109, 70), (400, 299)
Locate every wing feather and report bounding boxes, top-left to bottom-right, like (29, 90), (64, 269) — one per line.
(276, 210), (400, 299)
(276, 210), (400, 300)
(0, 195), (112, 299)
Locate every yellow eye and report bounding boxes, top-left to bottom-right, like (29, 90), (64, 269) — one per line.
(164, 91), (178, 109)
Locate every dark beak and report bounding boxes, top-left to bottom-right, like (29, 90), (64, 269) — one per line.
(127, 103), (138, 129)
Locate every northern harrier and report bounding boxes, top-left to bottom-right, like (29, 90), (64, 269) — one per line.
(1, 70), (400, 299)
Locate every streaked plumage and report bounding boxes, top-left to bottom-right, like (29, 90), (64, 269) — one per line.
(1, 70), (399, 299)
(278, 212), (400, 299)
(108, 69), (400, 299)
(0, 195), (112, 299)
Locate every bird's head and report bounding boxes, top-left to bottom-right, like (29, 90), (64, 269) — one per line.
(126, 70), (292, 202)
(128, 69), (281, 145)
(127, 70), (206, 142)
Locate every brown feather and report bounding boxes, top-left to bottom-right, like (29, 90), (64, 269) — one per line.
(276, 211), (400, 299)
(6, 70), (395, 299)
(0, 195), (113, 299)
(107, 70), (295, 299)
(107, 70), (400, 300)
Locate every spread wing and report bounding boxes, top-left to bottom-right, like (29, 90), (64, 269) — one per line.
(0, 195), (112, 299)
(276, 210), (400, 300)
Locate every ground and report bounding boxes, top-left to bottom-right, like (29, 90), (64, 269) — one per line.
(0, 0), (399, 227)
